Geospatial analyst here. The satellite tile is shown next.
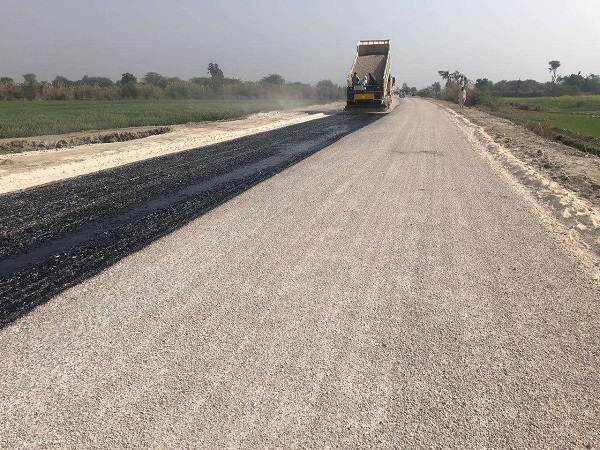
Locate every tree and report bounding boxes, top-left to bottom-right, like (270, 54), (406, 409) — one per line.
(261, 74), (285, 86)
(450, 71), (468, 85)
(52, 75), (72, 87)
(450, 71), (461, 81)
(207, 63), (224, 91)
(143, 72), (168, 89)
(120, 72), (137, 85)
(438, 70), (450, 86)
(22, 73), (38, 100)
(548, 60), (561, 83)
(582, 74), (600, 94)
(401, 82), (410, 95)
(0, 77), (13, 84)
(120, 73), (138, 98)
(23, 73), (37, 83)
(316, 79), (339, 101)
(431, 82), (441, 96)
(559, 72), (585, 89)
(475, 78), (493, 90)
(207, 63), (224, 79)
(78, 75), (114, 87)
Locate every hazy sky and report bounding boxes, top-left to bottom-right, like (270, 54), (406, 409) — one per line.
(2, 0), (599, 87)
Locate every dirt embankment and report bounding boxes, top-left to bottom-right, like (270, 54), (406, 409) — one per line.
(0, 127), (171, 155)
(439, 101), (600, 208)
(0, 103), (344, 194)
(436, 100), (600, 257)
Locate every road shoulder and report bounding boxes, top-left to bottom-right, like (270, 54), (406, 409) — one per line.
(434, 100), (600, 268)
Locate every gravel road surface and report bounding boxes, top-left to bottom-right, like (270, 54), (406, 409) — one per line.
(0, 112), (378, 325)
(1, 98), (598, 448)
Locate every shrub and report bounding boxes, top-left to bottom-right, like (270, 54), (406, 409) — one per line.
(0, 71), (344, 103)
(442, 83), (460, 103)
(138, 84), (165, 99)
(525, 122), (554, 139)
(165, 80), (191, 99)
(261, 74), (285, 86)
(120, 82), (139, 99)
(143, 72), (168, 89)
(190, 77), (211, 86)
(0, 82), (22, 100)
(316, 80), (340, 101)
(466, 88), (496, 108)
(80, 76), (114, 87)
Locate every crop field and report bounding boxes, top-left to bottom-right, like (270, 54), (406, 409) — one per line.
(0, 98), (313, 139)
(495, 96), (600, 139)
(485, 96), (600, 155)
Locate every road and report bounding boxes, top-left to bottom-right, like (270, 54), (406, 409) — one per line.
(1, 98), (598, 448)
(0, 111), (377, 325)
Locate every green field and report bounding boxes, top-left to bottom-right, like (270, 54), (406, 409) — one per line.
(0, 98), (313, 139)
(494, 96), (600, 139)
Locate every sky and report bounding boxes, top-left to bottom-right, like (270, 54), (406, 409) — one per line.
(2, 0), (599, 88)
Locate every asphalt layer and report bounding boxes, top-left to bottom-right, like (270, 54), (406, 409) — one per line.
(1, 98), (599, 448)
(0, 112), (380, 326)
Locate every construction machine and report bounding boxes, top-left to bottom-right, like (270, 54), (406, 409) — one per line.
(346, 40), (394, 109)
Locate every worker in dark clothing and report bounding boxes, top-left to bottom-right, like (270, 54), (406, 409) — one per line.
(368, 72), (377, 85)
(351, 72), (360, 86)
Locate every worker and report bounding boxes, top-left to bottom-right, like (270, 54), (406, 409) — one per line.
(368, 72), (377, 85)
(458, 78), (467, 108)
(362, 74), (369, 86)
(351, 72), (360, 86)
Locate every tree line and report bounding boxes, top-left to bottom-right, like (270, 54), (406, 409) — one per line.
(416, 61), (600, 105)
(396, 83), (418, 97)
(0, 63), (344, 102)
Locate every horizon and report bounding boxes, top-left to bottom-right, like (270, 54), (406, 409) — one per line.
(2, 0), (600, 88)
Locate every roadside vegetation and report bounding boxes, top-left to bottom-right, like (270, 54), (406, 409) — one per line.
(488, 96), (600, 156)
(416, 62), (600, 156)
(0, 64), (343, 102)
(0, 63), (344, 138)
(0, 98), (318, 139)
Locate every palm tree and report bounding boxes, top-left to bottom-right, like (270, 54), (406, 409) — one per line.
(450, 71), (462, 82)
(548, 60), (561, 83)
(438, 70), (450, 86)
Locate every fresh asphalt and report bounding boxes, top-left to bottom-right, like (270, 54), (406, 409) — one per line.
(0, 112), (379, 326)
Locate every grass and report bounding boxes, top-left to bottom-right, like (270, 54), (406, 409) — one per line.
(0, 98), (314, 139)
(501, 95), (600, 113)
(494, 96), (600, 137)
(488, 96), (600, 155)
